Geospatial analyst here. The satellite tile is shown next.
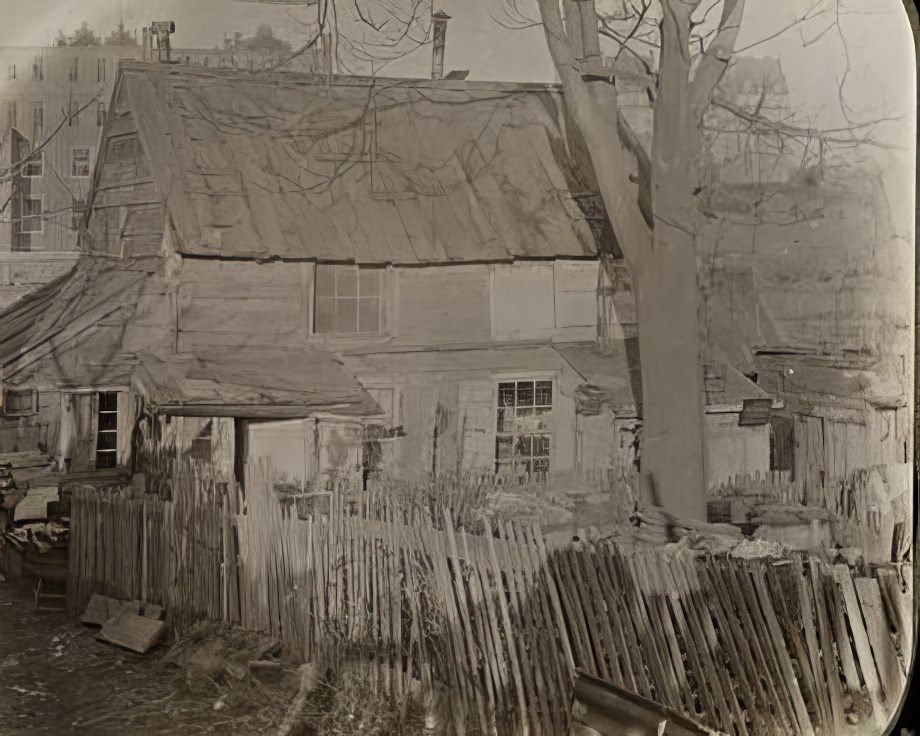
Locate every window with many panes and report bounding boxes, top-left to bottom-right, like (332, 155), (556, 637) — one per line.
(495, 379), (552, 478)
(95, 392), (118, 469)
(72, 147), (90, 177)
(314, 265), (384, 335)
(24, 151), (43, 177)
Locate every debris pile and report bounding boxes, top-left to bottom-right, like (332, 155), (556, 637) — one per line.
(81, 593), (166, 654)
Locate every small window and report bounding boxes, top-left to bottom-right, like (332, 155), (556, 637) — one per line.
(495, 379), (553, 479)
(95, 392), (119, 469)
(21, 196), (43, 233)
(7, 101), (16, 130)
(32, 57), (43, 81)
(69, 57), (79, 82)
(96, 57), (105, 83)
(8, 64), (15, 80)
(96, 102), (106, 127)
(72, 147), (91, 178)
(189, 419), (213, 462)
(24, 151), (43, 178)
(31, 102), (44, 144)
(2, 389), (37, 417)
(314, 265), (384, 335)
(770, 415), (795, 473)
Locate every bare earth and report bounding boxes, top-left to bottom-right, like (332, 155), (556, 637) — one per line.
(0, 580), (293, 736)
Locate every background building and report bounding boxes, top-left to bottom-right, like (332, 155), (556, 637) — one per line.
(0, 45), (142, 309)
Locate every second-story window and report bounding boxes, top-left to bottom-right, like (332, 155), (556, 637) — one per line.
(31, 101), (43, 144)
(72, 147), (91, 178)
(314, 264), (384, 335)
(24, 151), (43, 178)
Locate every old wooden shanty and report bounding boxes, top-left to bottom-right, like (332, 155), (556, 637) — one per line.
(0, 62), (778, 503)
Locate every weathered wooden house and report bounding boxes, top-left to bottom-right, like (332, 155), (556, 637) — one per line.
(0, 62), (776, 497)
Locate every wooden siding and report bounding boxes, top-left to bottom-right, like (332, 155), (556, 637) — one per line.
(395, 266), (492, 344)
(247, 419), (317, 490)
(88, 102), (165, 259)
(0, 388), (60, 455)
(492, 263), (556, 340)
(705, 413), (771, 487)
(176, 260), (310, 351)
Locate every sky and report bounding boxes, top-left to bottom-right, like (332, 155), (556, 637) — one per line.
(0, 0), (912, 158)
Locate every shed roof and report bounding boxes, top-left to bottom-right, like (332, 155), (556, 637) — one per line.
(555, 339), (776, 416)
(132, 348), (382, 419)
(117, 63), (599, 264)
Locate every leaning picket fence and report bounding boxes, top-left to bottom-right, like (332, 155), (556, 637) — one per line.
(66, 459), (911, 735)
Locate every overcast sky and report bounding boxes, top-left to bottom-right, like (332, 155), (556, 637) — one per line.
(0, 0), (912, 150)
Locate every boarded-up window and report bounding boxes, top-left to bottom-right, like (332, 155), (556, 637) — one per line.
(495, 379), (552, 478)
(492, 264), (555, 339)
(72, 147), (91, 178)
(314, 265), (384, 335)
(397, 267), (491, 343)
(554, 261), (598, 329)
(770, 415), (794, 472)
(95, 392), (119, 469)
(2, 389), (37, 416)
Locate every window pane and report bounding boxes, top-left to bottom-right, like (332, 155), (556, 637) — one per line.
(97, 431), (118, 451)
(514, 435), (532, 458)
(498, 384), (516, 407)
(533, 458), (550, 474)
(336, 267), (357, 297)
(516, 382), (534, 407)
(315, 265), (335, 297)
(98, 412), (117, 432)
(95, 451), (117, 469)
(536, 381), (553, 406)
(98, 392), (118, 411)
(357, 297), (379, 333)
(315, 296), (335, 333)
(496, 407), (510, 433)
(496, 436), (513, 460)
(533, 435), (550, 457)
(359, 268), (381, 296)
(334, 298), (358, 333)
(534, 406), (552, 431)
(516, 407), (534, 432)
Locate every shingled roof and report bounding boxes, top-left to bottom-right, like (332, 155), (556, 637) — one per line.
(116, 63), (600, 263)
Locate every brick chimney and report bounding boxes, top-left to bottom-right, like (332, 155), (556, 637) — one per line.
(431, 11), (450, 80)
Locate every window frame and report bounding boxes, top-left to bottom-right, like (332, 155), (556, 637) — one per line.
(71, 146), (91, 178)
(24, 150), (43, 178)
(2, 388), (38, 417)
(21, 195), (43, 233)
(95, 391), (119, 469)
(494, 376), (554, 480)
(313, 264), (386, 336)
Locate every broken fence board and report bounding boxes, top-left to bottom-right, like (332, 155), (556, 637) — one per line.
(854, 577), (906, 704)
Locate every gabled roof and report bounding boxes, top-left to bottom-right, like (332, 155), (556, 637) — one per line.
(132, 349), (382, 419)
(117, 63), (600, 264)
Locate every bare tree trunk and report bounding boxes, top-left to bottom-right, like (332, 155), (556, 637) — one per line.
(636, 0), (708, 518)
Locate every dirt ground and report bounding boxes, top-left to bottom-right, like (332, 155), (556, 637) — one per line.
(0, 579), (297, 735)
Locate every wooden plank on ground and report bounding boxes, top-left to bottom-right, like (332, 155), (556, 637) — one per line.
(854, 577), (906, 705)
(809, 559), (844, 734)
(749, 562), (815, 736)
(100, 610), (166, 654)
(833, 564), (885, 727)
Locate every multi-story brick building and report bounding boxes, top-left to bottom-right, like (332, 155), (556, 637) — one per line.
(0, 45), (142, 309)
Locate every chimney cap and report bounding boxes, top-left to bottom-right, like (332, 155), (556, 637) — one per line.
(432, 10), (451, 20)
